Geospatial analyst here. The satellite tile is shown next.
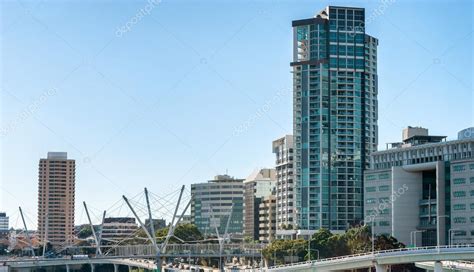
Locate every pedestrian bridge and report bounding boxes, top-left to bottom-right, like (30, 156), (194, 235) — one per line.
(2, 243), (263, 272)
(268, 245), (474, 272)
(3, 258), (156, 272)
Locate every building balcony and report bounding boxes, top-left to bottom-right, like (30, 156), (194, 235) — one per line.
(417, 223), (437, 230)
(419, 199), (437, 206)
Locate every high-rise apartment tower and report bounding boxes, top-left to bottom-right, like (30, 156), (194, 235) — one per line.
(38, 152), (75, 248)
(292, 6), (378, 232)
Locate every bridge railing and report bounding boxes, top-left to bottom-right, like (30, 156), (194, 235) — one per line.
(269, 244), (474, 270)
(106, 243), (264, 257)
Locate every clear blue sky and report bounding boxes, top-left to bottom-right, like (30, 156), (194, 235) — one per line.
(1, 0), (472, 229)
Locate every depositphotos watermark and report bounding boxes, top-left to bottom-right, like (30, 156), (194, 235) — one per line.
(0, 89), (57, 138)
(232, 89), (290, 137)
(350, 0), (397, 36)
(116, 0), (162, 37)
(364, 183), (408, 224)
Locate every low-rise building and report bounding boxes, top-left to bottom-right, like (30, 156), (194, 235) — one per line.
(179, 215), (192, 225)
(100, 217), (138, 242)
(145, 218), (166, 231)
(364, 127), (474, 246)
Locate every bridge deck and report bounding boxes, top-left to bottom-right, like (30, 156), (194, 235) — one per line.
(269, 245), (474, 271)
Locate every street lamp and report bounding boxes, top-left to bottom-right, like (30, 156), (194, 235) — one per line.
(371, 218), (376, 254)
(448, 228), (461, 246)
(307, 240), (319, 261)
(410, 230), (425, 247)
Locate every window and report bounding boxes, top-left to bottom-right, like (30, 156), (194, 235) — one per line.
(453, 165), (466, 172)
(453, 204), (466, 210)
(453, 178), (466, 185)
(470, 177), (474, 183)
(454, 217), (466, 224)
(379, 221), (390, 226)
(366, 198), (376, 204)
(366, 187), (376, 192)
(366, 175), (377, 181)
(379, 185), (390, 192)
(378, 173), (390, 179)
(453, 191), (466, 198)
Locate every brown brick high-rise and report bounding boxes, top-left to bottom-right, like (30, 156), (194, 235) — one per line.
(38, 152), (75, 248)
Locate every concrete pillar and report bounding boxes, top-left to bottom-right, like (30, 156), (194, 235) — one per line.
(90, 263), (94, 272)
(436, 162), (447, 246)
(375, 263), (387, 272)
(113, 264), (119, 272)
(66, 264), (70, 272)
(434, 261), (443, 272)
(128, 265), (132, 272)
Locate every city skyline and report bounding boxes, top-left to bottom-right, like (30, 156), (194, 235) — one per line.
(1, 0), (473, 230)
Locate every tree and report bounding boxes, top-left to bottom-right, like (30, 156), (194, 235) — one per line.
(263, 226), (405, 266)
(307, 228), (350, 260)
(77, 225), (93, 239)
(308, 228), (332, 259)
(344, 225), (372, 254)
(374, 234), (405, 251)
(262, 239), (306, 265)
(155, 223), (203, 244)
(327, 234), (350, 257)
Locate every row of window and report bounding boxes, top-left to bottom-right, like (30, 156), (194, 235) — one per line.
(365, 185), (390, 192)
(453, 177), (474, 185)
(453, 217), (474, 224)
(366, 197), (390, 204)
(366, 172), (390, 181)
(452, 203), (474, 210)
(453, 190), (474, 197)
(453, 164), (474, 172)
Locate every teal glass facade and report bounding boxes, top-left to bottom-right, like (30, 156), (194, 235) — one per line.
(293, 6), (378, 231)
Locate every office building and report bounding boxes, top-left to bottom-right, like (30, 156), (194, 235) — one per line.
(101, 217), (138, 242)
(191, 174), (244, 236)
(364, 127), (474, 246)
(0, 212), (8, 238)
(243, 169), (276, 241)
(272, 135), (296, 238)
(258, 195), (277, 243)
(0, 212), (8, 231)
(38, 152), (75, 248)
(292, 6), (378, 233)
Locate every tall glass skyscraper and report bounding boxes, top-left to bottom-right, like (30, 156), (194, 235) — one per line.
(292, 6), (378, 231)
